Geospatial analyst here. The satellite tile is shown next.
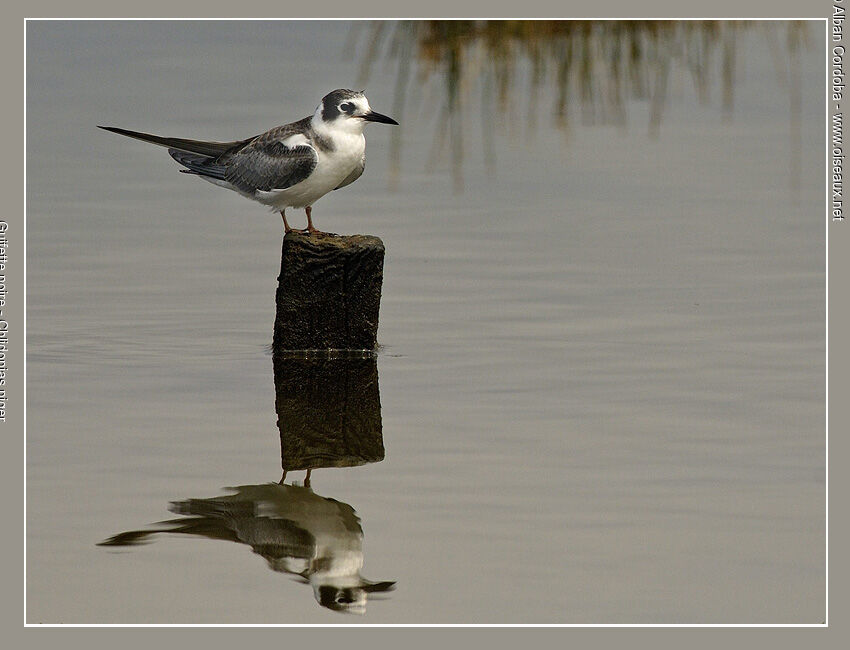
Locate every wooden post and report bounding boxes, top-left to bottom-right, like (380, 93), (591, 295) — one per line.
(273, 232), (385, 352)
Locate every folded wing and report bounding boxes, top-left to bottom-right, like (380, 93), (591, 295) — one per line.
(99, 122), (319, 195)
(217, 131), (318, 194)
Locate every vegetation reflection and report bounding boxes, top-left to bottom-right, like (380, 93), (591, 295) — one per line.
(353, 20), (809, 192)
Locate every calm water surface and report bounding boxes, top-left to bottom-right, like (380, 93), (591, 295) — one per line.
(26, 21), (824, 623)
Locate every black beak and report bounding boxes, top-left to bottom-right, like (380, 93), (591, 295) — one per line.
(362, 111), (398, 125)
(362, 581), (396, 593)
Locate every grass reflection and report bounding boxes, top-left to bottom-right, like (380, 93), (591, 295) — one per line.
(353, 20), (809, 192)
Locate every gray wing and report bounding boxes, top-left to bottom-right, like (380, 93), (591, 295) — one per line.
(169, 118), (318, 194)
(334, 153), (365, 190)
(222, 135), (318, 194)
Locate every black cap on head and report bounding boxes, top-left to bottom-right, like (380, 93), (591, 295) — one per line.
(321, 89), (363, 121)
(317, 585), (363, 611)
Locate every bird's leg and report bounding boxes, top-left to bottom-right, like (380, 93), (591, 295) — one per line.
(305, 206), (321, 235)
(281, 210), (307, 234)
(304, 469), (312, 488)
(279, 470), (287, 485)
(280, 210), (294, 233)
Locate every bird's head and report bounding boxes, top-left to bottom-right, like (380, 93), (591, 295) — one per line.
(314, 89), (398, 133)
(313, 580), (396, 614)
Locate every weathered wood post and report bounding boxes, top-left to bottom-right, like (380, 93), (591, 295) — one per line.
(272, 231), (385, 479)
(273, 231), (385, 351)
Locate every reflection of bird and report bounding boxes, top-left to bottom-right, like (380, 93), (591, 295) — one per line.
(98, 89), (398, 234)
(99, 482), (395, 614)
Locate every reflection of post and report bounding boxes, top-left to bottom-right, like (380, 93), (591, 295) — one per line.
(274, 232), (385, 351)
(274, 356), (384, 473)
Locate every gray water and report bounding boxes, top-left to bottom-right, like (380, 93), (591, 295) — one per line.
(26, 21), (824, 624)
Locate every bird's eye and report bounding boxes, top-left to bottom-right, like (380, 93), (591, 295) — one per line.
(339, 102), (354, 114)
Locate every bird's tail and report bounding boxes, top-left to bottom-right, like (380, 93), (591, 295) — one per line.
(97, 516), (241, 547)
(168, 148), (227, 180)
(97, 125), (244, 158)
